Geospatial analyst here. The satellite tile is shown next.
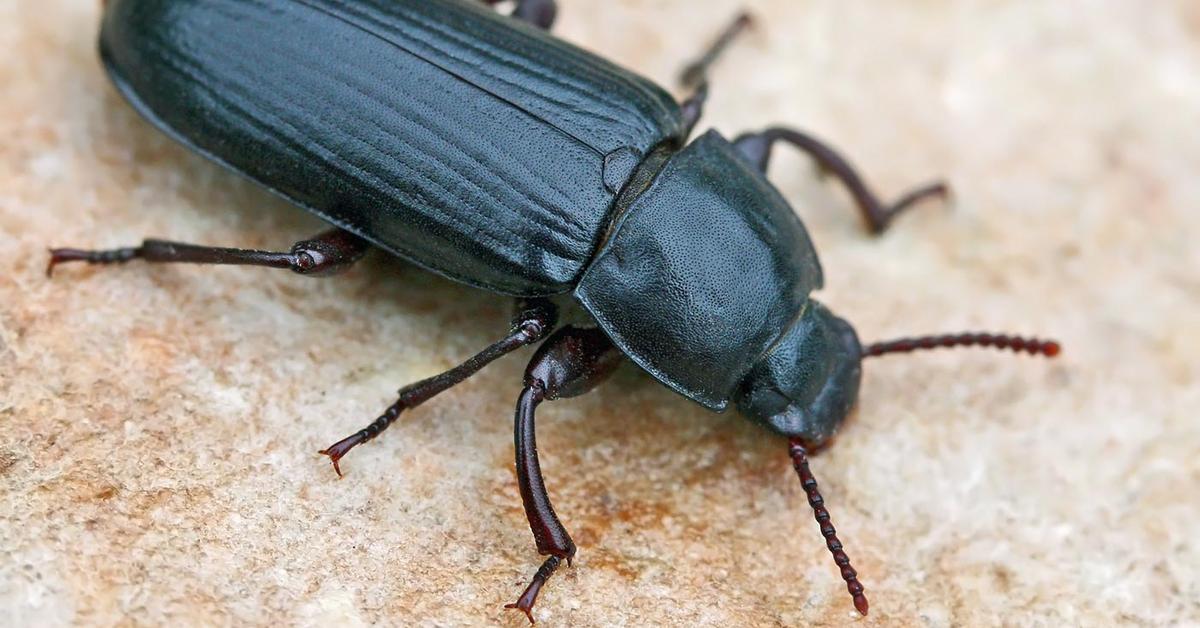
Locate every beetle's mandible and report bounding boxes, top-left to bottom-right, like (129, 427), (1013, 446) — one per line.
(49, 0), (1061, 621)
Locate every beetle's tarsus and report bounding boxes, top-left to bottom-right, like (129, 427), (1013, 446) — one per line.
(319, 433), (369, 478)
(46, 246), (142, 277)
(506, 555), (563, 625)
(45, 249), (65, 278)
(879, 180), (952, 233)
(505, 603), (536, 625)
(504, 598), (537, 625)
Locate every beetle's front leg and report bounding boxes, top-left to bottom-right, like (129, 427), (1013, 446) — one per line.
(733, 127), (950, 234)
(481, 0), (557, 30)
(320, 299), (558, 476)
(47, 228), (369, 277)
(505, 326), (622, 623)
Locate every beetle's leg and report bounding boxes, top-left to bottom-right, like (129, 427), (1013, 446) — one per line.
(320, 299), (558, 477)
(679, 12), (752, 137)
(680, 12), (753, 91)
(481, 0), (557, 30)
(46, 228), (369, 277)
(733, 127), (950, 235)
(679, 83), (709, 140)
(505, 326), (623, 624)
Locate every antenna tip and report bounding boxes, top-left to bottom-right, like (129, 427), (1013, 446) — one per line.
(1042, 341), (1062, 358)
(854, 594), (869, 616)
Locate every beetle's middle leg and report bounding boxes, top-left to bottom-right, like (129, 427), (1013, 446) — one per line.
(733, 128), (950, 234)
(319, 299), (558, 476)
(505, 326), (622, 624)
(481, 0), (557, 30)
(47, 228), (369, 277)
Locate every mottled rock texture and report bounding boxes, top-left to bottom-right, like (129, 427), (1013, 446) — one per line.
(2, 1), (1198, 626)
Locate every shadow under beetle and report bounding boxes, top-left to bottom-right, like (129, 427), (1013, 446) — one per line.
(50, 0), (1061, 621)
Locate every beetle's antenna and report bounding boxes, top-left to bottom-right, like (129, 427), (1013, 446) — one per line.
(863, 333), (1061, 359)
(788, 439), (869, 616)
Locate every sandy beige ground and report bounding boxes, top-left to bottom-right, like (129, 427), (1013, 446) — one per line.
(2, 1), (1198, 626)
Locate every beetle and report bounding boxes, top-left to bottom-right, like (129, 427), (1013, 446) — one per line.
(49, 0), (1061, 621)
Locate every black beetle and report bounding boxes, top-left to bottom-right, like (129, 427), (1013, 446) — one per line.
(49, 0), (1061, 621)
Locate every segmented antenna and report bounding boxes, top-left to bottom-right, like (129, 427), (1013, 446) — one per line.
(788, 440), (869, 616)
(863, 333), (1060, 359)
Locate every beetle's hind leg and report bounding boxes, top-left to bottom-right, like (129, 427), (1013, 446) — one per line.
(733, 127), (950, 234)
(47, 228), (369, 277)
(481, 0), (557, 30)
(319, 299), (557, 477)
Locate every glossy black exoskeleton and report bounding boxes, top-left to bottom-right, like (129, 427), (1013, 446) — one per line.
(50, 0), (1060, 621)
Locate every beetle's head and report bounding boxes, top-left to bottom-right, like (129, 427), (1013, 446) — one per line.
(735, 302), (1063, 448)
(735, 301), (862, 449)
(738, 302), (1060, 616)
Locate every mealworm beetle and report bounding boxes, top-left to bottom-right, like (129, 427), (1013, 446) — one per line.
(49, 0), (1060, 621)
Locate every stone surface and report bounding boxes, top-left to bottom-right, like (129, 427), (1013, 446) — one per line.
(2, 1), (1198, 625)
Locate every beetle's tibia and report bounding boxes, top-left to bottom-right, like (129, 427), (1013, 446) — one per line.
(505, 555), (562, 625)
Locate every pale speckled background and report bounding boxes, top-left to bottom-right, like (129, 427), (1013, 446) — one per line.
(2, 1), (1199, 626)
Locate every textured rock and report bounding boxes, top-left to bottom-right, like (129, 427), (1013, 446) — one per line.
(1, 1), (1197, 625)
